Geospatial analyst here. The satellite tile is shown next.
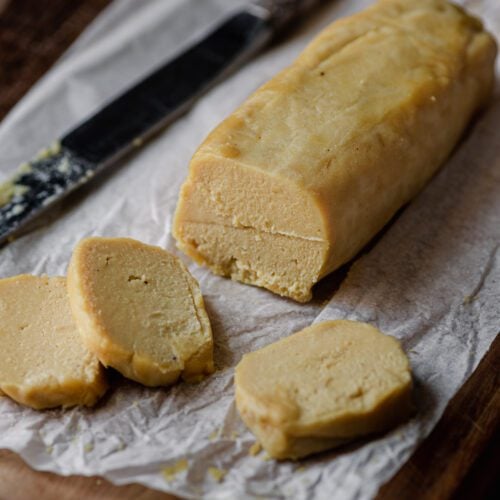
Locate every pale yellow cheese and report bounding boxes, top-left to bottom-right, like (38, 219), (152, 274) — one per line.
(0, 275), (107, 409)
(235, 320), (413, 460)
(67, 237), (214, 386)
(173, 0), (497, 302)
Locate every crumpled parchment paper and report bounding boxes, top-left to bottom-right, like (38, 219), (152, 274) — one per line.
(0, 0), (499, 498)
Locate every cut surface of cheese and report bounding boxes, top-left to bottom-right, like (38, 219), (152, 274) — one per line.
(0, 275), (107, 409)
(235, 320), (413, 460)
(173, 0), (497, 302)
(67, 237), (214, 386)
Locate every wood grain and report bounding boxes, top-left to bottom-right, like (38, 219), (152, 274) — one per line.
(0, 1), (498, 499)
(0, 0), (110, 120)
(0, 449), (173, 500)
(377, 334), (500, 500)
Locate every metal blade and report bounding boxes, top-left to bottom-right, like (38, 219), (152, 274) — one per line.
(62, 10), (272, 166)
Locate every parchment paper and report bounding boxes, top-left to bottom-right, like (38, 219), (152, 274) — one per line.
(0, 1), (499, 498)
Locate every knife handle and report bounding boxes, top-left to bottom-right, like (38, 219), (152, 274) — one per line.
(255, 0), (320, 30)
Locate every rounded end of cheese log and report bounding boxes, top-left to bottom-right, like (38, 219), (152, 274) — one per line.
(0, 275), (107, 410)
(173, 156), (330, 302)
(67, 237), (214, 387)
(173, 0), (496, 303)
(235, 320), (413, 460)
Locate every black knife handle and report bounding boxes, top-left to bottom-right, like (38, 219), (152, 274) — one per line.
(255, 0), (320, 30)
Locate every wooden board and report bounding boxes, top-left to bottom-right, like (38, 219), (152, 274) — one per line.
(0, 0), (498, 498)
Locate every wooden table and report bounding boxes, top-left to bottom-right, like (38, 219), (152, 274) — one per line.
(0, 1), (498, 498)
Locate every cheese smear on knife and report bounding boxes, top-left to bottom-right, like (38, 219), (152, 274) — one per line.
(235, 320), (413, 460)
(0, 275), (107, 409)
(173, 0), (497, 302)
(67, 237), (214, 387)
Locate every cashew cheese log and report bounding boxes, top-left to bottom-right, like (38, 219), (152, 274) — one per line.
(173, 0), (496, 302)
(235, 320), (413, 460)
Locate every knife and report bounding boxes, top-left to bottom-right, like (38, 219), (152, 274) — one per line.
(0, 0), (318, 245)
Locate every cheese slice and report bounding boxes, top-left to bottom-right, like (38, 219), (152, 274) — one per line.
(235, 320), (413, 460)
(173, 0), (496, 302)
(67, 237), (214, 386)
(0, 275), (107, 409)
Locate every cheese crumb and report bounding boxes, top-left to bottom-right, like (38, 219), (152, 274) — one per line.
(52, 141), (61, 154)
(208, 467), (226, 482)
(162, 459), (188, 482)
(249, 441), (262, 456)
(57, 157), (71, 173)
(84, 443), (94, 453)
(36, 146), (54, 160)
(9, 204), (25, 216)
(208, 429), (220, 441)
(18, 162), (32, 174)
(0, 182), (15, 206)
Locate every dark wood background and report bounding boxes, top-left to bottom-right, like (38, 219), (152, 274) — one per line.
(0, 1), (498, 498)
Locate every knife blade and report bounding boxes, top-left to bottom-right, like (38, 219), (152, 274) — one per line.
(0, 0), (318, 245)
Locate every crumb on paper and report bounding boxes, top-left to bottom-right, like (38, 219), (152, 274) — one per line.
(463, 295), (475, 304)
(249, 441), (262, 456)
(45, 446), (53, 455)
(185, 373), (206, 384)
(84, 443), (94, 453)
(208, 428), (220, 441)
(262, 453), (272, 462)
(162, 458), (189, 482)
(230, 431), (240, 440)
(208, 467), (226, 483)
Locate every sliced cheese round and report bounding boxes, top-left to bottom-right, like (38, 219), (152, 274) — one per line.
(67, 237), (214, 386)
(0, 275), (107, 409)
(235, 320), (413, 460)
